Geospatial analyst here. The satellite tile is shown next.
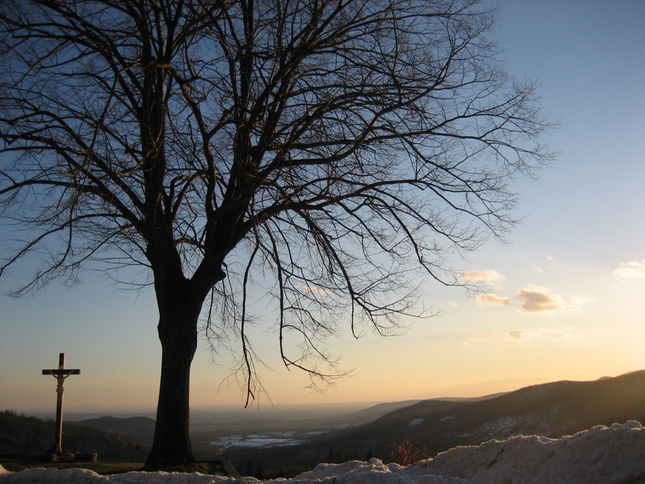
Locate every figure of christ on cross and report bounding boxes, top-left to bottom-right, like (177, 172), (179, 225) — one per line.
(42, 353), (80, 454)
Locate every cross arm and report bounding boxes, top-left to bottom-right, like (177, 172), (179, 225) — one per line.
(42, 369), (81, 375)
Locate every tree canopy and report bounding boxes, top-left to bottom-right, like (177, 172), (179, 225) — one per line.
(0, 0), (552, 465)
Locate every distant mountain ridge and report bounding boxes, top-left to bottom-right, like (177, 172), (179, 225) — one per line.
(225, 370), (645, 474)
(332, 370), (645, 455)
(347, 400), (423, 424)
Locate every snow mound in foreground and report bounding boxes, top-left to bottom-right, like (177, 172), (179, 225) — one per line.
(1, 421), (644, 483)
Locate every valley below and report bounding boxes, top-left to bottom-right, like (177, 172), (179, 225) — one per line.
(3, 371), (645, 479)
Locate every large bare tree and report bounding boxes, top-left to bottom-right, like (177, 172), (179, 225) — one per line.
(0, 0), (552, 466)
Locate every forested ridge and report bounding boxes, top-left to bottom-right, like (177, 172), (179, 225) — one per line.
(0, 411), (147, 461)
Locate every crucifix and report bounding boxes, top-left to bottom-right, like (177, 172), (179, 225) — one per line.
(42, 353), (81, 454)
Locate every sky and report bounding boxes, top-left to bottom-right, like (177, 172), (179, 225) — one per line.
(1, 0), (644, 415)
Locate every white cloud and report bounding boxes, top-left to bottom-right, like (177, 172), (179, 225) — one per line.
(459, 269), (505, 283)
(474, 293), (510, 306)
(447, 301), (459, 308)
(515, 285), (565, 313)
(613, 260), (645, 279)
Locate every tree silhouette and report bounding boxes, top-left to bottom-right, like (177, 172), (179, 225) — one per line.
(0, 0), (552, 466)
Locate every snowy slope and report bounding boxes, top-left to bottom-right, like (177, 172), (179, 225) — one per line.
(1, 421), (644, 483)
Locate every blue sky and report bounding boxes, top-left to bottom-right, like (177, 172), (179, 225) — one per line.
(1, 0), (644, 413)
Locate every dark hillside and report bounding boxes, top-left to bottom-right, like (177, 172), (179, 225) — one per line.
(0, 411), (148, 461)
(223, 370), (645, 477)
(337, 370), (645, 458)
(76, 416), (155, 446)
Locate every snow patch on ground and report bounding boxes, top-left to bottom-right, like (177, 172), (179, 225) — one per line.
(1, 421), (643, 483)
(408, 418), (424, 428)
(209, 432), (308, 450)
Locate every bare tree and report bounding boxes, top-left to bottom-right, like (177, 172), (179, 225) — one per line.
(0, 0), (552, 467)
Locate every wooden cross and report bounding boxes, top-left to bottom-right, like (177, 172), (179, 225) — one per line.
(42, 353), (80, 454)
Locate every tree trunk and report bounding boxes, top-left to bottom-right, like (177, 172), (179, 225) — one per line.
(145, 279), (204, 468)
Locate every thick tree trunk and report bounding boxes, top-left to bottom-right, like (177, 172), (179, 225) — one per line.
(145, 278), (205, 468)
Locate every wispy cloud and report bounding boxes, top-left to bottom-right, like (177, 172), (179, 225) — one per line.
(464, 326), (580, 345)
(474, 293), (510, 306)
(492, 327), (579, 341)
(533, 255), (557, 275)
(458, 269), (505, 283)
(494, 330), (534, 339)
(515, 285), (566, 313)
(614, 260), (645, 280)
(469, 284), (584, 313)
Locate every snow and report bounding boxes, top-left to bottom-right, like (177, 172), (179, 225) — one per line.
(408, 418), (424, 428)
(209, 432), (308, 449)
(1, 421), (644, 483)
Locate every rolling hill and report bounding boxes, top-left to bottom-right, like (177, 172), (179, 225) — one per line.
(223, 370), (645, 476)
(0, 411), (148, 461)
(5, 370), (644, 477)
